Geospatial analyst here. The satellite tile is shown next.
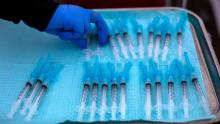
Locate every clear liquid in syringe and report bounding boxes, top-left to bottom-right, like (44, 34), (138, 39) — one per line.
(111, 83), (117, 120)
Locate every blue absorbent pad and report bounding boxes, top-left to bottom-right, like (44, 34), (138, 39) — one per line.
(0, 9), (215, 123)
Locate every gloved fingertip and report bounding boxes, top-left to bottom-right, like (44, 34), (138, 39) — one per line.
(98, 31), (109, 46)
(72, 38), (88, 49)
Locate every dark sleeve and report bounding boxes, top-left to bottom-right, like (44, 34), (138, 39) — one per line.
(0, 0), (59, 31)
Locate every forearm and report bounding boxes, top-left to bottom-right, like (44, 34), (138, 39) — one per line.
(0, 0), (59, 31)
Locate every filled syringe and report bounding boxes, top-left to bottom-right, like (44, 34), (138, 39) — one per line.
(111, 83), (118, 120)
(155, 61), (162, 120)
(156, 81), (162, 120)
(147, 32), (154, 58)
(192, 77), (211, 115)
(25, 84), (47, 121)
(175, 57), (190, 118)
(177, 32), (183, 61)
(145, 83), (151, 119)
(78, 62), (93, 121)
(108, 63), (118, 120)
(119, 62), (132, 120)
(99, 63), (110, 121)
(20, 61), (51, 116)
(115, 33), (129, 59)
(120, 82), (126, 120)
(89, 61), (100, 121)
(181, 80), (189, 118)
(109, 35), (120, 61)
(168, 81), (174, 119)
(184, 52), (211, 115)
(139, 62), (153, 119)
(78, 83), (90, 121)
(161, 33), (171, 62)
(167, 60), (178, 120)
(137, 32), (144, 59)
(100, 84), (108, 121)
(123, 32), (137, 59)
(161, 18), (172, 62)
(89, 83), (98, 121)
(7, 58), (47, 119)
(25, 64), (63, 121)
(147, 17), (159, 59)
(154, 34), (161, 63)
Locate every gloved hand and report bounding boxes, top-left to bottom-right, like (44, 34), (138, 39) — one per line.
(45, 5), (109, 49)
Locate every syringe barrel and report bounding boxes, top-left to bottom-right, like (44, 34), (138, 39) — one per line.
(91, 83), (98, 102)
(181, 80), (189, 118)
(145, 83), (152, 119)
(7, 82), (32, 119)
(156, 81), (162, 119)
(120, 82), (126, 119)
(25, 85), (47, 121)
(192, 78), (211, 115)
(29, 80), (43, 101)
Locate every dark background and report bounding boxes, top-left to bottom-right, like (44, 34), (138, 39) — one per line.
(60, 0), (220, 62)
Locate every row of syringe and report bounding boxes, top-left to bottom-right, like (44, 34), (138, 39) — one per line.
(108, 30), (184, 62)
(78, 62), (132, 121)
(7, 57), (63, 121)
(143, 78), (210, 120)
(139, 53), (211, 120)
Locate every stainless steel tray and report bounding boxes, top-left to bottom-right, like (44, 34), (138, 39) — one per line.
(73, 7), (220, 124)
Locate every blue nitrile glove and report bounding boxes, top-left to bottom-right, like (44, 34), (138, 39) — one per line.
(45, 5), (109, 49)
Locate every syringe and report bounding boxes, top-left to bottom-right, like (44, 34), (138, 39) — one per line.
(123, 32), (137, 59)
(154, 34), (161, 63)
(78, 62), (93, 121)
(181, 80), (189, 118)
(168, 81), (174, 119)
(100, 84), (108, 121)
(151, 59), (162, 120)
(89, 83), (98, 121)
(119, 62), (132, 120)
(145, 82), (151, 119)
(115, 33), (129, 59)
(25, 64), (63, 121)
(147, 17), (159, 59)
(20, 61), (51, 116)
(176, 14), (187, 61)
(156, 81), (162, 120)
(192, 77), (211, 115)
(184, 52), (211, 115)
(109, 35), (120, 61)
(99, 63), (110, 121)
(111, 83), (118, 120)
(139, 61), (152, 119)
(120, 82), (126, 120)
(25, 84), (46, 121)
(7, 58), (46, 119)
(78, 83), (90, 121)
(167, 60), (178, 120)
(108, 63), (118, 120)
(89, 61), (100, 121)
(177, 32), (183, 61)
(175, 58), (190, 118)
(7, 81), (32, 119)
(137, 32), (144, 59)
(148, 32), (154, 58)
(161, 33), (171, 62)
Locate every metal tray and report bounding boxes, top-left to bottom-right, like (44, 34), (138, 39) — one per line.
(64, 7), (220, 124)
